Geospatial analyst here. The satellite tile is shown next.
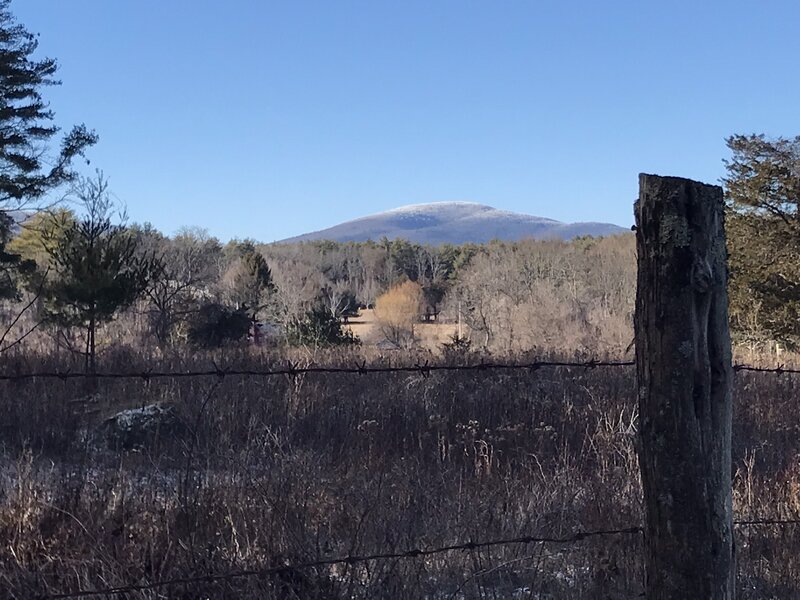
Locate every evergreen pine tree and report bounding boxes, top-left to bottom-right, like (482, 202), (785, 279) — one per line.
(0, 0), (97, 297)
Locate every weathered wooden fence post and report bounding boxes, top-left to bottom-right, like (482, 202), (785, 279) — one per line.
(634, 174), (734, 599)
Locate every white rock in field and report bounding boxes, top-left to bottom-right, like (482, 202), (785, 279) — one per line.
(98, 403), (183, 450)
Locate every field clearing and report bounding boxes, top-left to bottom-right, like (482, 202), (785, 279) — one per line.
(344, 308), (462, 351)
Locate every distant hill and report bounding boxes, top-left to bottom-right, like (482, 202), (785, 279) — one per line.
(279, 202), (627, 245)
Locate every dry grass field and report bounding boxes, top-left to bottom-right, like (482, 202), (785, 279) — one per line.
(0, 348), (799, 599)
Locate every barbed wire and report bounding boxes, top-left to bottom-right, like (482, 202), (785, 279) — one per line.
(5, 357), (798, 597)
(39, 526), (642, 599)
(0, 359), (636, 382)
(0, 359), (798, 383)
(733, 364), (800, 375)
(37, 517), (800, 599)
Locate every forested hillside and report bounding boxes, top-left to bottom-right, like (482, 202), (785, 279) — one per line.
(3, 209), (637, 359)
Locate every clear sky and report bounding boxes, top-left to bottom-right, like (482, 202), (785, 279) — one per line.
(13, 0), (800, 242)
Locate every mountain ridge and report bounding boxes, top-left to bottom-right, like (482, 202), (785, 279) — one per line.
(279, 202), (627, 245)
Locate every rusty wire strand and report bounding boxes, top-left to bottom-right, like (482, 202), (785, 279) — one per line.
(0, 359), (613, 382)
(38, 518), (800, 599)
(41, 526), (643, 598)
(0, 360), (797, 383)
(0, 359), (634, 382)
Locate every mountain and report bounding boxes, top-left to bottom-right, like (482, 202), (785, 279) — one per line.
(279, 202), (628, 245)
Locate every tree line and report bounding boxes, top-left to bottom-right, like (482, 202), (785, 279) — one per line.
(2, 173), (641, 360)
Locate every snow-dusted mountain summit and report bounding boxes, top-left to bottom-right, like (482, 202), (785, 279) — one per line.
(279, 202), (627, 245)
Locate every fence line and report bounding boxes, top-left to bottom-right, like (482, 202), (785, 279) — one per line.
(1, 359), (799, 383)
(38, 518), (800, 599)
(733, 364), (800, 375)
(7, 359), (796, 597)
(41, 527), (641, 598)
(0, 359), (634, 382)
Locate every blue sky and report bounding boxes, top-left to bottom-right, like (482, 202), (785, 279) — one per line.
(14, 0), (800, 242)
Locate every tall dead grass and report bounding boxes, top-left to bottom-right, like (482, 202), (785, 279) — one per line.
(0, 348), (797, 598)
